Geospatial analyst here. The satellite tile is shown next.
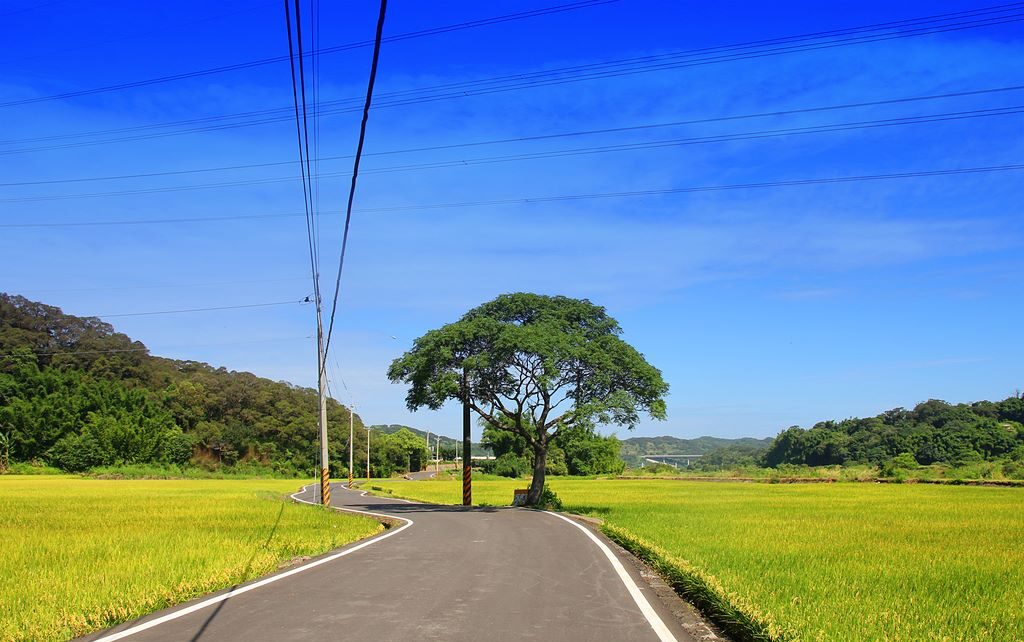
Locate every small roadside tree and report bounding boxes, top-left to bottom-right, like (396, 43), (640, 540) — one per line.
(0, 430), (10, 472)
(387, 293), (668, 506)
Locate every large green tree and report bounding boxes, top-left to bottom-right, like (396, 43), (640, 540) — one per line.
(387, 293), (668, 505)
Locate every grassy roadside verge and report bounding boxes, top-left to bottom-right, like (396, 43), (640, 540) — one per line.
(601, 524), (786, 642)
(0, 476), (382, 642)
(367, 477), (1024, 642)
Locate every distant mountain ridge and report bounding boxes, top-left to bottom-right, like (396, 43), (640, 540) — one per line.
(619, 435), (772, 465)
(366, 427), (770, 464)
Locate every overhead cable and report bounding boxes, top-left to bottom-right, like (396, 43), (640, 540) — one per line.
(321, 0), (388, 366)
(0, 0), (616, 108)
(2, 104), (1020, 202)
(0, 336), (313, 359)
(96, 299), (309, 317)
(3, 83), (1022, 187)
(1, 6), (1020, 154)
(284, 0), (321, 324)
(3, 163), (1021, 228)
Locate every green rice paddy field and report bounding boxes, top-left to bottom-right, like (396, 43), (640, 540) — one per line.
(369, 478), (1024, 642)
(0, 477), (380, 642)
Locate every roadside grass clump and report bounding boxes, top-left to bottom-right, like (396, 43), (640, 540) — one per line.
(538, 484), (563, 510)
(3, 461), (64, 475)
(82, 462), (300, 479)
(0, 476), (381, 642)
(369, 477), (1024, 642)
(602, 524), (788, 642)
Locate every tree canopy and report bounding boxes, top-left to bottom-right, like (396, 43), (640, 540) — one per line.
(388, 292), (668, 504)
(762, 397), (1024, 469)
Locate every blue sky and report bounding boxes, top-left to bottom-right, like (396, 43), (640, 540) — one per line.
(1, 0), (1022, 441)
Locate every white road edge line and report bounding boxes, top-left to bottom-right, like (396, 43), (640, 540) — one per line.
(88, 484), (413, 642)
(544, 511), (679, 642)
(348, 481), (416, 503)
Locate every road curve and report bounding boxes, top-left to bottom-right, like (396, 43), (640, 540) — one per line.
(406, 469), (438, 480)
(80, 483), (695, 642)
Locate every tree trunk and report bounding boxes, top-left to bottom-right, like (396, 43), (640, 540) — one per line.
(526, 441), (547, 506)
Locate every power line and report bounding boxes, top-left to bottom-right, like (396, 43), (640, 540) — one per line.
(2, 2), (278, 65)
(0, 0), (616, 109)
(285, 0), (329, 485)
(354, 164), (1024, 213)
(311, 0), (324, 312)
(4, 163), (1020, 228)
(16, 276), (308, 293)
(353, 105), (1024, 174)
(2, 6), (1020, 155)
(95, 299), (309, 318)
(0, 212), (308, 228)
(359, 85), (1024, 157)
(297, 0), (322, 315)
(284, 0), (321, 333)
(0, 0), (69, 19)
(335, 7), (1023, 107)
(321, 0), (388, 368)
(4, 83), (1022, 187)
(1, 347), (141, 358)
(0, 336), (313, 359)
(2, 104), (1020, 202)
(288, 0), (332, 506)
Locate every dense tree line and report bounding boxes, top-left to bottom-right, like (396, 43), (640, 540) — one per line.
(762, 397), (1024, 469)
(0, 294), (379, 475)
(480, 422), (625, 477)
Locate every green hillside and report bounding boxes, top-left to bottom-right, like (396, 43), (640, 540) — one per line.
(0, 293), (367, 475)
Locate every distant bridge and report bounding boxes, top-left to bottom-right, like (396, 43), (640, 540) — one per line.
(642, 454), (703, 468)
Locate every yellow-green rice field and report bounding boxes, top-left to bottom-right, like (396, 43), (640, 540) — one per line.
(368, 477), (1024, 642)
(0, 476), (380, 642)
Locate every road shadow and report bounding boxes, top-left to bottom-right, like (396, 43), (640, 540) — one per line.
(188, 500), (286, 642)
(345, 501), (505, 515)
(562, 505), (611, 516)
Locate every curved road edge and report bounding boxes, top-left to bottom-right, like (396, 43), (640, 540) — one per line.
(354, 482), (720, 642)
(81, 484), (413, 642)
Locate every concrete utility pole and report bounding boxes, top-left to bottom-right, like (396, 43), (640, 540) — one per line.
(349, 405), (355, 487)
(366, 427), (371, 481)
(435, 435), (440, 475)
(315, 299), (330, 506)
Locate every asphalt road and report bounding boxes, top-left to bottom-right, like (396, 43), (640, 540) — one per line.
(81, 483), (695, 642)
(405, 469), (438, 480)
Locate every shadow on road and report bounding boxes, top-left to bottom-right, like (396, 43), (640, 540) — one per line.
(345, 501), (505, 515)
(188, 500), (286, 642)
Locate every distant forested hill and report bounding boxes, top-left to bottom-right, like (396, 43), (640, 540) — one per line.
(0, 293), (366, 474)
(623, 396), (1024, 474)
(763, 397), (1024, 469)
(620, 435), (772, 466)
(370, 424), (493, 457)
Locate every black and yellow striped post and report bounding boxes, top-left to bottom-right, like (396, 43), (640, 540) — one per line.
(321, 467), (331, 506)
(462, 368), (472, 506)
